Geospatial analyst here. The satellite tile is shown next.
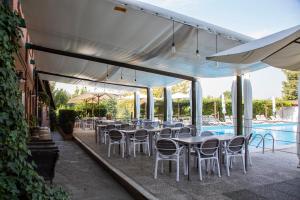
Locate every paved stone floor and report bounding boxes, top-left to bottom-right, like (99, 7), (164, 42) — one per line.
(52, 132), (133, 200)
(74, 129), (300, 200)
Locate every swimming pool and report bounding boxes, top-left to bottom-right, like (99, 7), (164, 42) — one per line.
(202, 122), (297, 150)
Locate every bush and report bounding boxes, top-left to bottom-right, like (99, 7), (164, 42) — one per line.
(58, 110), (77, 134)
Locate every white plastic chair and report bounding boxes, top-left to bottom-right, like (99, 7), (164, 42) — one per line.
(176, 127), (192, 138)
(107, 130), (125, 158)
(200, 131), (214, 137)
(104, 124), (116, 144)
(130, 129), (150, 157)
(225, 136), (246, 176)
(154, 139), (187, 182)
(194, 138), (221, 180)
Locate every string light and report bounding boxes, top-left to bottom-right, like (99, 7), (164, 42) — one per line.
(171, 20), (176, 54)
(134, 70), (137, 82)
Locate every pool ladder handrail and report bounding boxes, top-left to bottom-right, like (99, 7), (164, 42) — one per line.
(250, 133), (275, 154)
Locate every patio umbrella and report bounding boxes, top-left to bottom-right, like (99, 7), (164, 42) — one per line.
(207, 25), (300, 70)
(272, 96), (276, 115)
(297, 81), (300, 168)
(149, 88), (155, 121)
(243, 77), (252, 136)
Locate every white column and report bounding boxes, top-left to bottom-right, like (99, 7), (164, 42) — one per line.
(195, 79), (203, 133)
(243, 76), (252, 136)
(166, 86), (173, 122)
(297, 80), (300, 168)
(135, 91), (140, 119)
(149, 88), (155, 121)
(231, 79), (237, 135)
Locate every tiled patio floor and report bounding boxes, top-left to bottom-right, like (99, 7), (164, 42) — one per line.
(74, 129), (300, 200)
(52, 132), (133, 200)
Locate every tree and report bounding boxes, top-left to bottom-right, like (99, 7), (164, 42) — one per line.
(53, 89), (70, 108)
(282, 70), (299, 100)
(171, 80), (189, 94)
(72, 86), (87, 97)
(223, 90), (231, 100)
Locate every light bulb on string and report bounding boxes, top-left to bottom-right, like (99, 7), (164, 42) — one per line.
(106, 64), (109, 80)
(134, 70), (137, 82)
(121, 68), (123, 80)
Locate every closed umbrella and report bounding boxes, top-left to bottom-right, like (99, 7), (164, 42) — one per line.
(272, 96), (276, 115)
(243, 77), (252, 136)
(231, 79), (237, 135)
(221, 94), (226, 115)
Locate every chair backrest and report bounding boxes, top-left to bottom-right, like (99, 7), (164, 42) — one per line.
(174, 123), (184, 127)
(120, 123), (130, 130)
(156, 139), (178, 156)
(187, 125), (197, 136)
(177, 127), (192, 138)
(106, 124), (116, 130)
(228, 136), (245, 152)
(143, 121), (153, 129)
(134, 129), (148, 141)
(200, 138), (220, 156)
(108, 130), (123, 141)
(244, 133), (253, 145)
(200, 131), (214, 137)
(159, 128), (172, 138)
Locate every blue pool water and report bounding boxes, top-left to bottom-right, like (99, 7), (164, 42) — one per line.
(202, 123), (297, 149)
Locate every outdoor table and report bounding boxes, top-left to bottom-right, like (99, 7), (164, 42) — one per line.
(173, 135), (245, 181)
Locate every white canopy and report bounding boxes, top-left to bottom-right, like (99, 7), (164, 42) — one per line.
(21, 0), (266, 91)
(207, 25), (300, 71)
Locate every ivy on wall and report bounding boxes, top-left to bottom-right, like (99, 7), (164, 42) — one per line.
(0, 4), (68, 199)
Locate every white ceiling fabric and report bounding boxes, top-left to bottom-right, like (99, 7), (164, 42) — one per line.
(207, 25), (300, 71)
(21, 0), (266, 90)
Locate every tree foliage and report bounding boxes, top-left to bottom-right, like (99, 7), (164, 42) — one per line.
(282, 70), (299, 100)
(0, 5), (68, 199)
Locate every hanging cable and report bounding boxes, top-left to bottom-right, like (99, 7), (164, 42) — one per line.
(171, 19), (176, 54)
(134, 70), (137, 82)
(196, 25), (200, 57)
(121, 68), (123, 80)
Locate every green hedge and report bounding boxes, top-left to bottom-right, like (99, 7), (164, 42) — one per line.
(58, 110), (77, 134)
(153, 98), (295, 119)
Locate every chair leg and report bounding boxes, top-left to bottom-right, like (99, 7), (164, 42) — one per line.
(226, 156), (230, 176)
(198, 159), (203, 181)
(215, 158), (221, 178)
(147, 141), (150, 156)
(176, 158), (180, 182)
(122, 143), (125, 158)
(242, 155), (246, 174)
(108, 143), (111, 157)
(133, 142), (136, 158)
(154, 158), (158, 179)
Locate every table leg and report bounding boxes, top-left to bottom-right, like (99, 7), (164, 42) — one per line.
(95, 126), (98, 143)
(126, 133), (130, 158)
(169, 160), (172, 172)
(218, 142), (223, 175)
(149, 132), (153, 156)
(245, 140), (248, 171)
(187, 144), (190, 181)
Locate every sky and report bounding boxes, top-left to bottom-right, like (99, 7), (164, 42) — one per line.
(55, 0), (300, 99)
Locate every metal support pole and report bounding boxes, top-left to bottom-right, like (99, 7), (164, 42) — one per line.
(163, 87), (167, 122)
(134, 92), (137, 119)
(147, 88), (150, 120)
(191, 79), (196, 125)
(236, 75), (243, 135)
